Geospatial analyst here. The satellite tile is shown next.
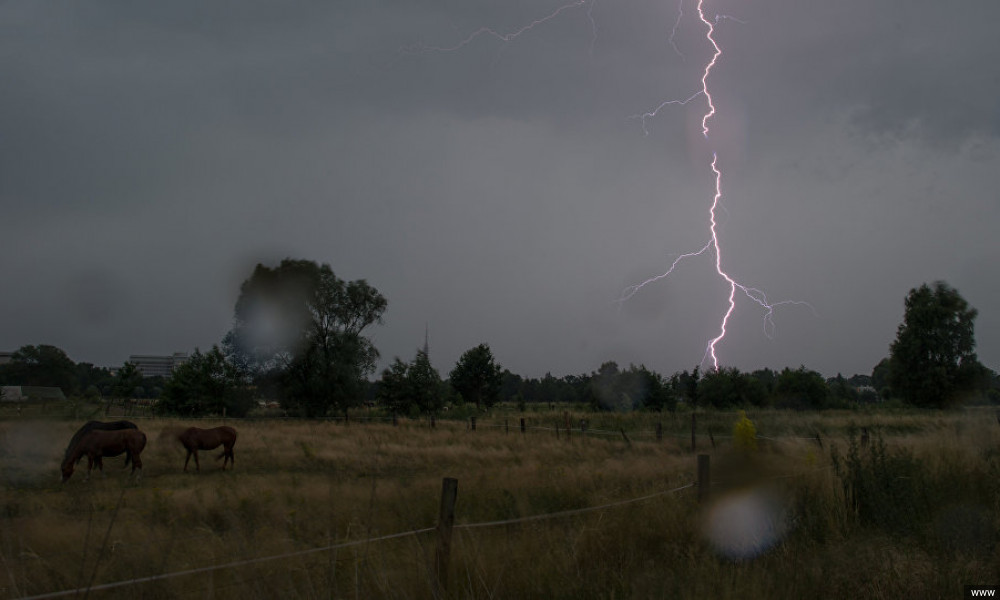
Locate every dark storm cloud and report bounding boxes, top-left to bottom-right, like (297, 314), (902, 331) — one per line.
(1, 0), (999, 378)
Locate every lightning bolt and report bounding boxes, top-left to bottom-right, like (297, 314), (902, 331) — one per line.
(400, 1), (592, 54)
(669, 0), (686, 57)
(620, 0), (812, 371)
(406, 0), (811, 372)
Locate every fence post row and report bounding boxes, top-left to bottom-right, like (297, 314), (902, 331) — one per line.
(434, 477), (459, 598)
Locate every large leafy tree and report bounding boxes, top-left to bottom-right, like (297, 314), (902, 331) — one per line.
(158, 346), (255, 417)
(449, 343), (503, 409)
(0, 345), (78, 393)
(224, 259), (387, 417)
(888, 281), (982, 408)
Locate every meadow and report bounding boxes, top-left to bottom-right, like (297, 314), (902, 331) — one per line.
(1, 405), (998, 599)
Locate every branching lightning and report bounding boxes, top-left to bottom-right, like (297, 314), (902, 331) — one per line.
(400, 1), (594, 54)
(407, 0), (811, 372)
(621, 1), (811, 370)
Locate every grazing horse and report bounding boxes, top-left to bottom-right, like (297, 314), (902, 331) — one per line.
(61, 429), (147, 482)
(178, 426), (237, 472)
(64, 420), (139, 467)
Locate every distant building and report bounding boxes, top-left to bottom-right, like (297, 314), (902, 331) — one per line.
(128, 352), (189, 378)
(0, 351), (13, 365)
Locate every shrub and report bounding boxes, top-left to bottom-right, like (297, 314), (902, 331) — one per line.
(733, 410), (758, 452)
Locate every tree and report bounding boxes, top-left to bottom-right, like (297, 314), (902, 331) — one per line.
(619, 365), (676, 412)
(697, 367), (768, 409)
(407, 349), (445, 414)
(0, 345), (77, 393)
(774, 366), (829, 410)
(450, 344), (503, 409)
(377, 358), (411, 414)
(158, 346), (255, 417)
(871, 358), (891, 400)
(670, 366), (700, 407)
(111, 362), (143, 399)
(887, 282), (981, 408)
(826, 373), (858, 407)
(377, 349), (445, 415)
(76, 362), (114, 398)
(224, 259), (387, 417)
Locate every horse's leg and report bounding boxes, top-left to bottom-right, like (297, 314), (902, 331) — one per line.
(193, 450), (200, 472)
(132, 451), (143, 481)
(184, 449), (192, 472)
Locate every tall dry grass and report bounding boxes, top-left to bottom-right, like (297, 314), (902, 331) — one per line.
(0, 408), (998, 598)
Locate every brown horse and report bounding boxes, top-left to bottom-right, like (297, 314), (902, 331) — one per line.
(61, 429), (147, 482)
(64, 420), (138, 466)
(177, 426), (237, 472)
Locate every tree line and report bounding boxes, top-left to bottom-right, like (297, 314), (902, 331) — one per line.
(1, 261), (997, 415)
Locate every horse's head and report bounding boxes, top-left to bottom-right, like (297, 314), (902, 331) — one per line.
(60, 459), (74, 483)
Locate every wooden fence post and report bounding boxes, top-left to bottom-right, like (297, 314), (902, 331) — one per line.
(431, 415), (436, 429)
(520, 418), (526, 434)
(656, 422), (663, 442)
(697, 454), (710, 504)
(505, 419), (509, 435)
(690, 413), (696, 452)
(392, 414), (398, 427)
(434, 477), (458, 598)
(470, 416), (476, 431)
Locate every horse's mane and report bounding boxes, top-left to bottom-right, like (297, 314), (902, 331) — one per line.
(64, 421), (138, 465)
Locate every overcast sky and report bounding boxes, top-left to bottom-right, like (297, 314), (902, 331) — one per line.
(2, 0), (998, 379)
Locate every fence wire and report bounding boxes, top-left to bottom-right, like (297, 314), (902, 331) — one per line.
(12, 481), (697, 600)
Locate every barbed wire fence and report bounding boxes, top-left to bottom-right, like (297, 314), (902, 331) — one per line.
(11, 480), (697, 600)
(9, 447), (844, 600)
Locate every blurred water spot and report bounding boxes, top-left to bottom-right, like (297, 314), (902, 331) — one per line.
(703, 487), (789, 560)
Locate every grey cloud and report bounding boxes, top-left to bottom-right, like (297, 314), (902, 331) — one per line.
(2, 0), (999, 378)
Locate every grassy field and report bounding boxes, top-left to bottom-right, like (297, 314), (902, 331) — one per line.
(1, 406), (999, 599)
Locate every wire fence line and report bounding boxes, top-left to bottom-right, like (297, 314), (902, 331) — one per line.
(9, 405), (839, 447)
(456, 483), (695, 529)
(12, 481), (698, 600)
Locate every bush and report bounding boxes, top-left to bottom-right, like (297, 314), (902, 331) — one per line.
(831, 427), (925, 535)
(733, 410), (758, 452)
